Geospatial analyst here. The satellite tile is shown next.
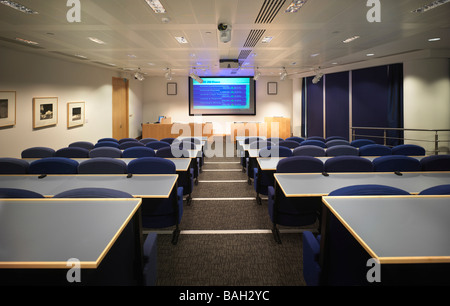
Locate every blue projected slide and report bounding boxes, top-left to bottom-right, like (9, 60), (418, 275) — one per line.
(189, 77), (256, 115)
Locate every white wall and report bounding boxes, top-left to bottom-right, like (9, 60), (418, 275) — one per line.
(0, 46), (144, 158)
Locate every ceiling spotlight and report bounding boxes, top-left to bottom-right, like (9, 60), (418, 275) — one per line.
(145, 0), (166, 13)
(312, 73), (323, 84)
(165, 68), (173, 81)
(0, 0), (38, 14)
(134, 69), (145, 81)
(285, 0), (308, 13)
(280, 68), (288, 81)
(254, 69), (261, 81)
(189, 72), (203, 84)
(411, 0), (450, 13)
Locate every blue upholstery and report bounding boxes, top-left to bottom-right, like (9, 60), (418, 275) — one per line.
(302, 231), (321, 286)
(155, 146), (189, 158)
(328, 184), (410, 196)
(98, 138), (118, 143)
(248, 140), (274, 149)
(118, 138), (138, 144)
(419, 184), (450, 195)
(119, 141), (145, 150)
(146, 141), (171, 150)
(123, 147), (156, 158)
(69, 141), (94, 150)
(279, 140), (301, 149)
(299, 140), (327, 148)
(179, 137), (201, 144)
(307, 136), (325, 142)
(325, 145), (358, 157)
(140, 138), (158, 144)
(285, 137), (304, 144)
(89, 147), (122, 158)
(267, 137), (284, 145)
(0, 158), (29, 174)
(293, 145), (326, 157)
(350, 139), (376, 148)
(326, 136), (346, 142)
(94, 141), (120, 148)
(143, 233), (158, 286)
(55, 147), (90, 158)
(358, 144), (392, 156)
(171, 141), (196, 150)
(160, 137), (175, 144)
(0, 188), (44, 198)
(78, 158), (128, 174)
(128, 157), (176, 174)
(29, 157), (79, 174)
(258, 146), (292, 158)
(53, 187), (133, 198)
(372, 155), (421, 172)
(277, 156), (324, 173)
(420, 155), (450, 171)
(325, 139), (350, 148)
(392, 144), (425, 156)
(244, 137), (263, 144)
(21, 147), (55, 158)
(324, 156), (373, 172)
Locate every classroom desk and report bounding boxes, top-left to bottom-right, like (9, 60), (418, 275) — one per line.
(0, 198), (144, 285)
(320, 195), (450, 285)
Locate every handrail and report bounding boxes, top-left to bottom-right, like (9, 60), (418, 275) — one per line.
(351, 127), (450, 155)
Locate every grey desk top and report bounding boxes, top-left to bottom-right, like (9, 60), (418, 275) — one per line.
(274, 172), (450, 197)
(322, 195), (450, 264)
(0, 174), (178, 198)
(0, 198), (142, 268)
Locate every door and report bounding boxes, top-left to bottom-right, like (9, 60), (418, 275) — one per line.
(112, 77), (129, 140)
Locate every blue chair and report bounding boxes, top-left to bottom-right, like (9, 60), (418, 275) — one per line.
(420, 155), (450, 171)
(244, 136), (264, 144)
(69, 141), (94, 150)
(325, 145), (358, 157)
(279, 140), (301, 149)
(372, 155), (421, 172)
(94, 141), (120, 149)
(123, 147), (156, 158)
(55, 147), (90, 158)
(155, 146), (187, 158)
(146, 141), (171, 150)
(143, 233), (158, 286)
(127, 157), (183, 244)
(325, 139), (350, 148)
(53, 187), (133, 198)
(258, 146), (292, 158)
(171, 140), (197, 150)
(358, 144), (392, 156)
(119, 141), (145, 150)
(350, 139), (376, 148)
(324, 156), (373, 172)
(299, 140), (327, 148)
(118, 138), (138, 144)
(392, 144), (426, 156)
(78, 158), (128, 174)
(285, 137), (304, 144)
(21, 147), (55, 158)
(0, 188), (44, 198)
(293, 145), (326, 157)
(89, 147), (122, 158)
(267, 137), (284, 145)
(140, 138), (158, 144)
(419, 184), (450, 195)
(302, 231), (321, 286)
(98, 138), (118, 143)
(325, 136), (346, 142)
(268, 156), (324, 243)
(0, 158), (29, 174)
(29, 157), (79, 174)
(307, 136), (325, 142)
(328, 184), (410, 196)
(160, 137), (175, 144)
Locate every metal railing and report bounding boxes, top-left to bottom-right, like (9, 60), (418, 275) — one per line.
(351, 127), (450, 155)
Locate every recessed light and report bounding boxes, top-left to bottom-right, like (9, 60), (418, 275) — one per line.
(75, 54), (88, 59)
(366, 53), (375, 57)
(411, 0), (450, 13)
(332, 62), (338, 65)
(343, 36), (360, 43)
(285, 0), (308, 13)
(0, 0), (38, 14)
(261, 36), (273, 43)
(428, 37), (441, 42)
(127, 54), (137, 58)
(311, 53), (320, 57)
(88, 37), (106, 45)
(175, 36), (188, 44)
(15, 37), (38, 45)
(148, 62), (155, 66)
(145, 0), (166, 13)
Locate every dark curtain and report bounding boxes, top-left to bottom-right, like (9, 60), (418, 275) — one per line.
(301, 78), (307, 137)
(387, 64), (404, 146)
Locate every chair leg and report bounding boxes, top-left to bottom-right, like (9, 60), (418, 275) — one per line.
(186, 194), (192, 206)
(256, 193), (262, 205)
(171, 226), (180, 245)
(272, 223), (282, 244)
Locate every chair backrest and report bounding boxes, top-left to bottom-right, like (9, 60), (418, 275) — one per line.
(94, 141), (120, 148)
(350, 139), (376, 148)
(420, 155), (450, 171)
(55, 147), (90, 158)
(140, 138), (158, 144)
(326, 145), (358, 157)
(69, 141), (95, 150)
(419, 184), (450, 195)
(276, 156), (323, 173)
(119, 141), (145, 150)
(267, 137), (284, 145)
(372, 155), (421, 172)
(156, 146), (189, 158)
(325, 139), (350, 148)
(358, 144), (392, 156)
(0, 158), (30, 174)
(98, 138), (118, 143)
(128, 157), (176, 174)
(244, 137), (263, 144)
(146, 141), (171, 150)
(53, 187), (133, 198)
(249, 140), (274, 149)
(292, 145), (326, 157)
(29, 157), (79, 174)
(279, 140), (301, 149)
(118, 138), (138, 144)
(325, 136), (346, 142)
(171, 140), (197, 150)
(285, 137), (305, 144)
(328, 184), (410, 196)
(21, 147), (55, 158)
(392, 144), (426, 156)
(78, 158), (128, 174)
(160, 137), (175, 144)
(89, 147), (122, 158)
(178, 137), (201, 144)
(324, 156), (373, 172)
(259, 146), (293, 158)
(122, 146), (156, 158)
(0, 188), (44, 198)
(299, 140), (327, 148)
(307, 136), (325, 142)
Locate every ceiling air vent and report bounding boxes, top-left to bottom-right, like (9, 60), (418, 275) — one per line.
(243, 29), (266, 48)
(255, 0), (286, 24)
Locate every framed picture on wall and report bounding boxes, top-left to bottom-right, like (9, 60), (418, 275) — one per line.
(67, 102), (85, 128)
(0, 91), (16, 128)
(167, 82), (177, 95)
(33, 97), (58, 129)
(267, 82), (277, 95)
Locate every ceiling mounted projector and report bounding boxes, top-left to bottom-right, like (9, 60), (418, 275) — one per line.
(218, 23), (232, 43)
(219, 59), (239, 69)
(190, 72), (203, 83)
(312, 73), (323, 84)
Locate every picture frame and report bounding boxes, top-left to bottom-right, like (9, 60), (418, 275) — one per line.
(267, 82), (277, 95)
(167, 82), (177, 95)
(0, 91), (16, 128)
(67, 102), (85, 128)
(33, 97), (58, 129)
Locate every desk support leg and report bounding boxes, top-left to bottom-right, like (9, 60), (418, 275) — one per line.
(272, 223), (282, 244)
(172, 225), (180, 245)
